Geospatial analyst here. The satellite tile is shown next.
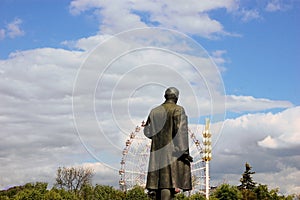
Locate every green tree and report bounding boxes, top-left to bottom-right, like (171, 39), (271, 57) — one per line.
(174, 192), (188, 200)
(238, 162), (256, 190)
(93, 184), (124, 200)
(253, 184), (295, 200)
(0, 185), (24, 199)
(0, 196), (9, 200)
(212, 184), (243, 200)
(13, 189), (41, 200)
(79, 184), (95, 200)
(189, 193), (206, 200)
(124, 185), (149, 200)
(13, 182), (48, 200)
(253, 184), (270, 200)
(54, 188), (79, 200)
(240, 189), (256, 200)
(44, 189), (63, 200)
(269, 188), (288, 200)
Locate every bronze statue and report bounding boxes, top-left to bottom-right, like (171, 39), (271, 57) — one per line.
(143, 87), (193, 200)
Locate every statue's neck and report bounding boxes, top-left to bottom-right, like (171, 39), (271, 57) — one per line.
(164, 99), (177, 104)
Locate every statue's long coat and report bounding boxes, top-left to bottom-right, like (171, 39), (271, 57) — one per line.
(144, 101), (192, 191)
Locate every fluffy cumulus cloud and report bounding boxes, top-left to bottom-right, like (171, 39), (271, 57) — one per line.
(69, 0), (300, 39)
(212, 107), (300, 194)
(257, 107), (300, 149)
(69, 0), (240, 37)
(0, 48), (87, 188)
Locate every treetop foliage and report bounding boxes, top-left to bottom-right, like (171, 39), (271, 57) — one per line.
(0, 165), (298, 199)
(0, 183), (296, 200)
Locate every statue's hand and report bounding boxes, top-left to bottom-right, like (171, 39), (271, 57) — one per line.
(174, 151), (193, 163)
(185, 155), (193, 162)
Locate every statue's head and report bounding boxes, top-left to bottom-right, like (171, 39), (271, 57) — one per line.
(164, 87), (179, 103)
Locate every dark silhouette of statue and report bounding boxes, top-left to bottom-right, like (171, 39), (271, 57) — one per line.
(143, 87), (193, 200)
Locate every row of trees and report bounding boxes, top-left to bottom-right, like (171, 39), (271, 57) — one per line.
(0, 163), (298, 200)
(0, 182), (136, 200)
(0, 182), (297, 200)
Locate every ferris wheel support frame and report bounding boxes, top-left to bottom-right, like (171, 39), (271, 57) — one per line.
(119, 122), (210, 195)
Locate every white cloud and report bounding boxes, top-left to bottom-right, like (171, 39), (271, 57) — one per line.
(212, 107), (300, 194)
(69, 0), (239, 38)
(0, 18), (25, 40)
(74, 162), (119, 186)
(240, 9), (261, 22)
(6, 18), (25, 38)
(211, 50), (227, 71)
(0, 47), (88, 189)
(219, 107), (300, 150)
(62, 34), (111, 51)
(266, 0), (281, 12)
(255, 166), (300, 195)
(226, 95), (293, 113)
(69, 0), (284, 38)
(257, 107), (300, 149)
(0, 29), (5, 40)
(265, 0), (291, 12)
(258, 135), (281, 148)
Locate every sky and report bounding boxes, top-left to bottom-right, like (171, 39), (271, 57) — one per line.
(0, 0), (299, 195)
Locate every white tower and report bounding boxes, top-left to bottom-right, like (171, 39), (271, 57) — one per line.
(202, 118), (212, 199)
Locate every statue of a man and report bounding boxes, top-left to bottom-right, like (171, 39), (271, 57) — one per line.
(143, 87), (193, 200)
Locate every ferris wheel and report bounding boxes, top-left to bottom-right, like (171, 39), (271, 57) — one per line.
(119, 123), (206, 194)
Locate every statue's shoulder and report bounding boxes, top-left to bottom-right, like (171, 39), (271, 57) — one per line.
(152, 104), (163, 110)
(175, 104), (184, 110)
(174, 104), (186, 115)
(150, 104), (165, 114)
(176, 104), (184, 108)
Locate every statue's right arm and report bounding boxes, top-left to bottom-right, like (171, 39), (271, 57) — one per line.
(143, 116), (152, 139)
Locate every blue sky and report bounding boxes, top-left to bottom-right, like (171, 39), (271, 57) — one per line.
(200, 6), (300, 105)
(0, 0), (97, 55)
(0, 0), (299, 195)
